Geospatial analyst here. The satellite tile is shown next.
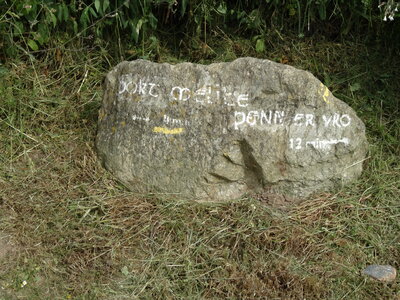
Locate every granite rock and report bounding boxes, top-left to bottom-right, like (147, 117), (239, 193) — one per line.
(96, 58), (368, 201)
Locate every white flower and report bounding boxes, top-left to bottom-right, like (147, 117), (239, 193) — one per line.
(21, 280), (27, 288)
(389, 15), (395, 20)
(384, 15), (388, 21)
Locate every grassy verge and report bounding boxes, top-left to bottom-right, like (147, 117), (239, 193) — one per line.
(0, 34), (399, 299)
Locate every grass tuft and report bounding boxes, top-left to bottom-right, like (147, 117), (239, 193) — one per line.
(1, 33), (399, 299)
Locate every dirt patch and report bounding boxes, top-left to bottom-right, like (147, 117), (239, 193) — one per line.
(252, 191), (302, 210)
(0, 233), (16, 262)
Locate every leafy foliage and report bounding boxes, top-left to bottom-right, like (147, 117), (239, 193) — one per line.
(1, 0), (399, 58)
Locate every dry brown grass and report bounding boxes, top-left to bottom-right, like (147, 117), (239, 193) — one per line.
(0, 35), (399, 299)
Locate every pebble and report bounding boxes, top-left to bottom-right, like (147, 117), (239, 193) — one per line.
(362, 265), (397, 282)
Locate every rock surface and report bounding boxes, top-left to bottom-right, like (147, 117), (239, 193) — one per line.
(96, 58), (368, 201)
(363, 265), (397, 282)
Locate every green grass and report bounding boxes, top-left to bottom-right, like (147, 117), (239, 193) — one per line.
(0, 33), (399, 299)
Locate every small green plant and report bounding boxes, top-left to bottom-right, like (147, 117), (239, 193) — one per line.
(1, 0), (398, 60)
(0, 0), (178, 57)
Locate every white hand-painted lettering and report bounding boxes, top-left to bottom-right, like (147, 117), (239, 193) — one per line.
(289, 137), (350, 150)
(260, 110), (272, 125)
(246, 111), (259, 126)
(132, 114), (150, 122)
(289, 138), (302, 150)
(305, 114), (315, 126)
(118, 76), (354, 154)
(323, 114), (351, 127)
(118, 76), (159, 98)
(305, 138), (350, 150)
(171, 86), (191, 101)
(163, 114), (190, 126)
(332, 114), (341, 127)
(273, 111), (285, 124)
(237, 94), (249, 107)
(234, 111), (246, 130)
(322, 115), (332, 126)
(293, 113), (304, 126)
(339, 114), (351, 127)
(234, 110), (285, 130)
(148, 83), (159, 97)
(194, 86), (206, 104)
(137, 79), (147, 95)
(119, 81), (137, 95)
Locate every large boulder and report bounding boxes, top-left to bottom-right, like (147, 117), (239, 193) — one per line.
(96, 58), (368, 201)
